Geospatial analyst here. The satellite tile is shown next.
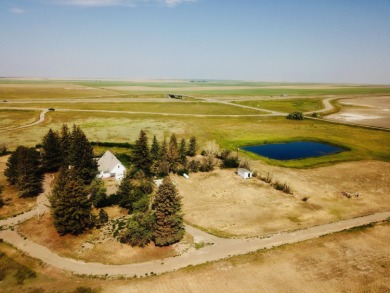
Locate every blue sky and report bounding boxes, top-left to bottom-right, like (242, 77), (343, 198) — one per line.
(1, 0), (389, 84)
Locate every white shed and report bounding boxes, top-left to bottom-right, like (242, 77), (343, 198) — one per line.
(238, 168), (252, 179)
(97, 150), (126, 181)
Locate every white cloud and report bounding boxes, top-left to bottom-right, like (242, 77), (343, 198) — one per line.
(50, 0), (196, 7)
(10, 7), (26, 14)
(161, 0), (196, 7)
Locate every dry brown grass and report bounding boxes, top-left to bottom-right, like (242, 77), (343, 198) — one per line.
(175, 160), (390, 237)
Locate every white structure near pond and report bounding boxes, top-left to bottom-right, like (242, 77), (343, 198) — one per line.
(238, 168), (252, 179)
(97, 150), (126, 180)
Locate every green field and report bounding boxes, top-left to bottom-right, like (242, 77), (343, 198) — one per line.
(233, 98), (324, 113)
(0, 102), (266, 115)
(3, 110), (389, 168)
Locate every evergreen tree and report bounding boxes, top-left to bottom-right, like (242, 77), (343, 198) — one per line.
(150, 135), (160, 161)
(167, 134), (179, 172)
(49, 168), (93, 235)
(116, 175), (145, 213)
(157, 138), (169, 176)
(4, 146), (43, 198)
(152, 177), (184, 246)
(187, 136), (198, 156)
(69, 125), (97, 185)
(59, 124), (72, 167)
(179, 138), (187, 165)
(88, 179), (108, 208)
(132, 130), (152, 175)
(98, 209), (109, 224)
(41, 129), (62, 172)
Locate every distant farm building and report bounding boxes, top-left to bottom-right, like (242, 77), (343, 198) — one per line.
(238, 168), (252, 179)
(97, 150), (126, 180)
(167, 94), (183, 99)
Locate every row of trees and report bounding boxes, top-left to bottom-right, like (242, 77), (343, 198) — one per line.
(132, 130), (197, 176)
(4, 124), (98, 199)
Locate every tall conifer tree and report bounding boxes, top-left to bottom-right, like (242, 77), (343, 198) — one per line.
(132, 130), (152, 175)
(50, 168), (93, 235)
(152, 177), (184, 246)
(150, 135), (160, 161)
(41, 128), (62, 172)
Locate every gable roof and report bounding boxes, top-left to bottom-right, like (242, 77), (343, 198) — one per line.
(97, 150), (123, 172)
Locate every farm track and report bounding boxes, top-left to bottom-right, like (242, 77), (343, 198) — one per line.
(0, 108), (48, 133)
(0, 174), (389, 277)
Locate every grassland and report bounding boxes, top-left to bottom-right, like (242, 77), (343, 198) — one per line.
(0, 101), (266, 115)
(0, 109), (40, 129)
(233, 98), (324, 113)
(2, 110), (389, 168)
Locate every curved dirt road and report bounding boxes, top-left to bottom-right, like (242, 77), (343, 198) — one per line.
(0, 174), (389, 277)
(0, 108), (49, 133)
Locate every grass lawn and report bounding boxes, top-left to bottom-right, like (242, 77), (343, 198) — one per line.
(233, 98), (324, 113)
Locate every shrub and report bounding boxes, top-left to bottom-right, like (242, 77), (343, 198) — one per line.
(14, 266), (37, 285)
(132, 196), (149, 213)
(238, 158), (251, 170)
(120, 212), (155, 247)
(272, 181), (293, 194)
(287, 111), (304, 120)
(188, 160), (201, 173)
(221, 156), (239, 169)
(311, 112), (320, 118)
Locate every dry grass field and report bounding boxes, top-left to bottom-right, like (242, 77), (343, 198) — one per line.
(0, 109), (41, 130)
(174, 160), (390, 237)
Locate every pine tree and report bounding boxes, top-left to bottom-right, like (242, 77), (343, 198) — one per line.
(4, 146), (43, 198)
(60, 124), (72, 167)
(152, 177), (184, 246)
(187, 136), (197, 156)
(49, 168), (93, 235)
(41, 128), (62, 172)
(132, 130), (152, 175)
(88, 179), (107, 208)
(69, 125), (97, 185)
(179, 138), (187, 165)
(167, 134), (179, 172)
(157, 138), (169, 176)
(150, 135), (160, 161)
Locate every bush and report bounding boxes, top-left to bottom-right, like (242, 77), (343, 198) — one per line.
(120, 212), (155, 247)
(188, 160), (201, 173)
(14, 266), (37, 285)
(132, 196), (149, 213)
(98, 209), (109, 224)
(221, 156), (239, 169)
(311, 112), (320, 118)
(272, 181), (293, 194)
(287, 111), (304, 120)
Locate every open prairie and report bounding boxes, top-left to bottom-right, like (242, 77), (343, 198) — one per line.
(0, 79), (389, 292)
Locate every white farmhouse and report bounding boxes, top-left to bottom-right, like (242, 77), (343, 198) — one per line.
(238, 168), (252, 179)
(97, 150), (126, 180)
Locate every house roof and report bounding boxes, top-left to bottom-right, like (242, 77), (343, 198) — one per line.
(97, 150), (123, 172)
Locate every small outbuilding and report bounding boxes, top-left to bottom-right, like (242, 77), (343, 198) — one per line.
(237, 168), (252, 179)
(97, 150), (126, 181)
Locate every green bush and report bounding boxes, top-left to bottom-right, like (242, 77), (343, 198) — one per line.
(286, 111), (304, 120)
(120, 212), (155, 247)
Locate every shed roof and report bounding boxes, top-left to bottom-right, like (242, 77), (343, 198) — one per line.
(97, 150), (123, 172)
(238, 168), (251, 173)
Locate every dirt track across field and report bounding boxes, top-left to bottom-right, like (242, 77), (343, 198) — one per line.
(0, 109), (48, 133)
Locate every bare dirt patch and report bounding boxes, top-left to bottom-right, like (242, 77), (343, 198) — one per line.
(175, 161), (390, 237)
(327, 96), (390, 128)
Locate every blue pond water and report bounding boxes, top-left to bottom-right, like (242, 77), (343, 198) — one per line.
(242, 141), (344, 160)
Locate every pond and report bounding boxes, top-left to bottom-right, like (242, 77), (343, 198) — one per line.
(241, 141), (345, 160)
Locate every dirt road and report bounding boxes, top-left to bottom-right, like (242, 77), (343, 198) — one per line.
(0, 175), (388, 277)
(0, 108), (48, 133)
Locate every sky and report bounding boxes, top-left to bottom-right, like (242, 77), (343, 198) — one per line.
(1, 0), (390, 84)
